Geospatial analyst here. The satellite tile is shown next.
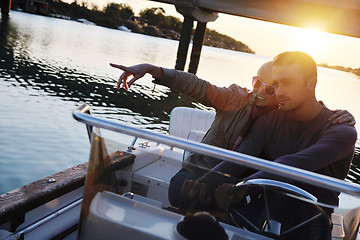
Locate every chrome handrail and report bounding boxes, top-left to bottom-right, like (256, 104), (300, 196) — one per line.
(76, 103), (93, 143)
(6, 198), (83, 240)
(242, 179), (317, 202)
(73, 105), (360, 198)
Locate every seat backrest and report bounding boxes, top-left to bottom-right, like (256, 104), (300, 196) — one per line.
(183, 130), (207, 160)
(168, 107), (215, 139)
(343, 207), (360, 240)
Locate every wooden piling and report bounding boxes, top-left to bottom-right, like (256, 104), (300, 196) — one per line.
(188, 22), (207, 74)
(1, 0), (11, 19)
(175, 16), (194, 71)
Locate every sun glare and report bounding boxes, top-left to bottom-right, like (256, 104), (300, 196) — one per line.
(290, 26), (332, 57)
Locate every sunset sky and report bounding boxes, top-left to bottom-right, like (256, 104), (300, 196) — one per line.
(65, 0), (360, 68)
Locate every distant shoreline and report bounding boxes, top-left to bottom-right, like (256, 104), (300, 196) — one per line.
(34, 1), (255, 54)
(9, 7), (359, 77)
(318, 64), (360, 78)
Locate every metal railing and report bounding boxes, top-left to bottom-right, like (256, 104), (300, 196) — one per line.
(0, 198), (82, 240)
(73, 104), (360, 198)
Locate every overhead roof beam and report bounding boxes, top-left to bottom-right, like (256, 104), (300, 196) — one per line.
(151, 0), (360, 38)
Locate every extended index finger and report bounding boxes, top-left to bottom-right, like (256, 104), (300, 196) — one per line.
(110, 63), (127, 71)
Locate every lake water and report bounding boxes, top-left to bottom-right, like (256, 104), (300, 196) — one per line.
(0, 11), (360, 195)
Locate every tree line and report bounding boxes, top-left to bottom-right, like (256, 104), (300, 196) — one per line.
(318, 63), (360, 78)
(45, 0), (254, 54)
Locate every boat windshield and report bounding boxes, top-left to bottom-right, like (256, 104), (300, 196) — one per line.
(76, 123), (360, 240)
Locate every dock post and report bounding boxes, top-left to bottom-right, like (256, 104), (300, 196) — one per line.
(188, 22), (206, 74)
(1, 0), (11, 20)
(175, 16), (194, 71)
(174, 2), (218, 74)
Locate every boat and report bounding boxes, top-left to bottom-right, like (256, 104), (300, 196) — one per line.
(118, 26), (131, 32)
(1, 103), (359, 240)
(76, 19), (96, 25)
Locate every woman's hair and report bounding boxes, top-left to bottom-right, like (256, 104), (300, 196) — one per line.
(257, 61), (273, 82)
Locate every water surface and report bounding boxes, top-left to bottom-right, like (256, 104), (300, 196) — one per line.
(0, 11), (359, 194)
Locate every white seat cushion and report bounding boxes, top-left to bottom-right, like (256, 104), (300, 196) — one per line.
(187, 130), (207, 142)
(183, 130), (207, 160)
(168, 107), (215, 139)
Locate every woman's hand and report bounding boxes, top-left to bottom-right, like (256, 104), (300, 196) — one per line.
(329, 109), (356, 126)
(182, 179), (212, 205)
(109, 63), (163, 91)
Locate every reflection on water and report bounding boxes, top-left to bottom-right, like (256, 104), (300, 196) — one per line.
(0, 12), (196, 126)
(0, 11), (360, 194)
(0, 12), (197, 194)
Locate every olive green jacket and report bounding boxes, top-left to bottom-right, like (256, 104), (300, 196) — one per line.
(157, 68), (256, 177)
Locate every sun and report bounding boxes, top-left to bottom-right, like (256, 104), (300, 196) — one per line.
(289, 26), (333, 57)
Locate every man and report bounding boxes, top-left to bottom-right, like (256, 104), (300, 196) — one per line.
(188, 51), (357, 239)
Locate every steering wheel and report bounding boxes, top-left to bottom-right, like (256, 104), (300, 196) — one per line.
(225, 179), (332, 239)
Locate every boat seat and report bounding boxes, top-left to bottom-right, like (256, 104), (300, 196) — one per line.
(131, 107), (215, 207)
(343, 207), (360, 240)
(168, 107), (215, 161)
(183, 130), (207, 160)
(331, 208), (360, 240)
(168, 107), (215, 139)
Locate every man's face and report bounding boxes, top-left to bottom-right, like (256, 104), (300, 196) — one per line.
(272, 64), (310, 111)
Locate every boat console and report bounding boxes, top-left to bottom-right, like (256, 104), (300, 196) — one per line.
(73, 104), (360, 240)
(80, 191), (272, 240)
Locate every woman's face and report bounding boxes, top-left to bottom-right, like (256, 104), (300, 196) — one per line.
(252, 76), (278, 107)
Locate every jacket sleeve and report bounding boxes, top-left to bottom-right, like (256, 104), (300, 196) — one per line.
(244, 124), (357, 182)
(158, 68), (252, 111)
